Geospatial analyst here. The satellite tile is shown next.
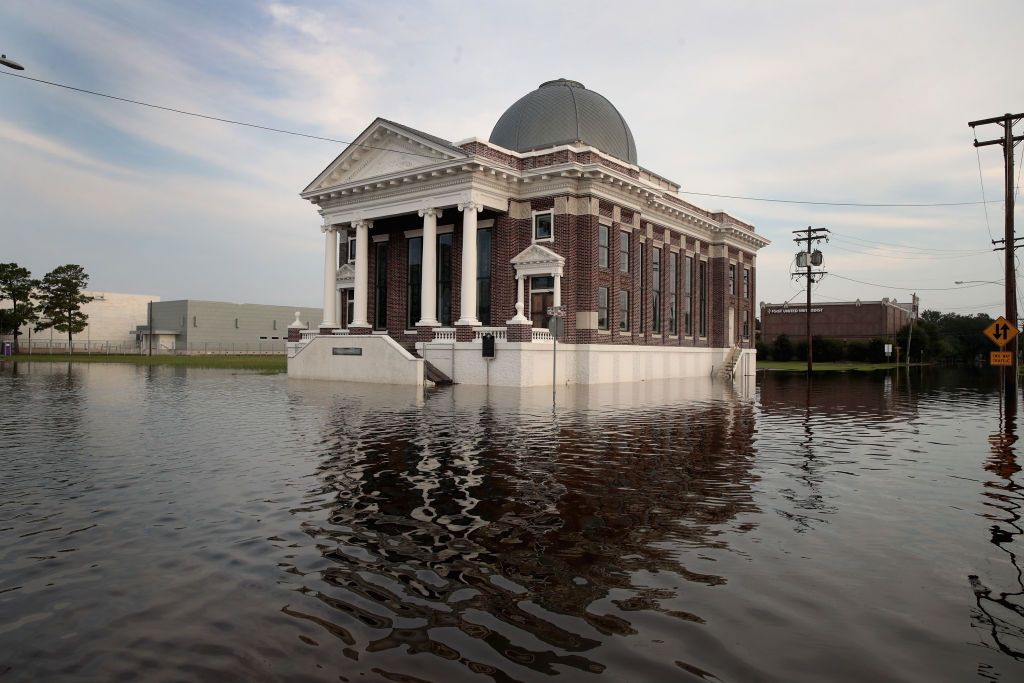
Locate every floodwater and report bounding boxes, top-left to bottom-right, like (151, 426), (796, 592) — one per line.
(1, 363), (1022, 682)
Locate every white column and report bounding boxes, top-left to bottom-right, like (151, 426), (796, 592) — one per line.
(321, 224), (339, 329)
(508, 273), (529, 324)
(553, 274), (562, 308)
(351, 220), (371, 328)
(456, 202), (482, 327)
(417, 207), (441, 327)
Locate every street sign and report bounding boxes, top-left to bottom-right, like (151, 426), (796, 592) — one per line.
(983, 316), (1019, 348)
(884, 343), (892, 357)
(547, 305), (565, 318)
(991, 351), (1014, 366)
(548, 317), (565, 337)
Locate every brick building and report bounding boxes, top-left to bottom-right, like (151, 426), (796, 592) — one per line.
(289, 79), (770, 386)
(760, 296), (919, 345)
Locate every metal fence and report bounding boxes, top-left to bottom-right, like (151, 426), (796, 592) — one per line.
(10, 340), (287, 356)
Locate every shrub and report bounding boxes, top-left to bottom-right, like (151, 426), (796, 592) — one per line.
(773, 334), (793, 361)
(755, 341), (771, 360)
(867, 338), (887, 363)
(846, 340), (869, 362)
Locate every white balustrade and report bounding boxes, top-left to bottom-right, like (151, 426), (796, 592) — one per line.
(473, 327), (507, 341)
(332, 329), (351, 336)
(433, 328), (457, 341)
(299, 330), (318, 342)
(531, 328), (554, 342)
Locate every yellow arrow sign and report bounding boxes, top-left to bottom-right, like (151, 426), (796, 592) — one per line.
(984, 316), (1019, 348)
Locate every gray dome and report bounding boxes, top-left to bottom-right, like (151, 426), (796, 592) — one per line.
(489, 79), (637, 165)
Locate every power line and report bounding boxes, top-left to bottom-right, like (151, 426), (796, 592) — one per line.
(0, 71), (443, 160)
(677, 189), (997, 207)
(0, 70), (1013, 208)
(828, 272), (994, 291)
(830, 231), (993, 254)
(829, 244), (992, 260)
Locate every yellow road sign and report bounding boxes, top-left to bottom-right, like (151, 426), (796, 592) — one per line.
(984, 316), (1019, 348)
(991, 351), (1014, 366)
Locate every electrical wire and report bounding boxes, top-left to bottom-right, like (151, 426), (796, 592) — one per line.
(828, 273), (993, 291)
(0, 70), (1013, 208)
(829, 244), (991, 261)
(830, 231), (993, 254)
(0, 71), (445, 160)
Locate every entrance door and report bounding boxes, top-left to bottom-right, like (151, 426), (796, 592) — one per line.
(530, 276), (555, 328)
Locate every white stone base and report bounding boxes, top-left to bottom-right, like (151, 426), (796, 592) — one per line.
(419, 341), (756, 387)
(288, 334), (423, 385)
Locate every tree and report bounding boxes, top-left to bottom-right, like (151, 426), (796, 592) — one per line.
(35, 265), (94, 349)
(773, 334), (793, 361)
(0, 262), (39, 353)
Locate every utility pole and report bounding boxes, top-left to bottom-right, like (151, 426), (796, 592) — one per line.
(792, 226), (829, 374)
(970, 113), (1024, 388)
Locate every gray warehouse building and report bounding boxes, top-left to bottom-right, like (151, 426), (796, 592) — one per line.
(138, 300), (321, 354)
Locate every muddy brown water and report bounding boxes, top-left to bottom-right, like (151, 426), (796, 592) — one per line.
(1, 363), (1022, 681)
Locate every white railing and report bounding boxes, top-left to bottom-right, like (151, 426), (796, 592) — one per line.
(531, 329), (553, 342)
(473, 327), (507, 341)
(299, 330), (317, 342)
(433, 328), (457, 341)
(332, 328), (351, 336)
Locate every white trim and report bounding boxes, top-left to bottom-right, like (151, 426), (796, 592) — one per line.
(531, 209), (554, 244)
(404, 228), (423, 238)
(478, 219), (494, 229)
(372, 234), (390, 243)
(437, 224), (454, 235)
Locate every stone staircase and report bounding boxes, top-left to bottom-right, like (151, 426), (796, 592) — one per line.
(716, 345), (743, 381)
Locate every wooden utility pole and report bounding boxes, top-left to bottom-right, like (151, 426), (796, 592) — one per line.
(792, 226), (830, 374)
(970, 113), (1024, 387)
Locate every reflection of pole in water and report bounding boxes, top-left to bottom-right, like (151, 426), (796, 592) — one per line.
(972, 386), (1024, 661)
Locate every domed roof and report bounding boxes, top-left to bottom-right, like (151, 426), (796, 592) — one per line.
(489, 79), (637, 165)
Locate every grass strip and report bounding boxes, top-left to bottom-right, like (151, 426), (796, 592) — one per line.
(5, 353), (286, 372)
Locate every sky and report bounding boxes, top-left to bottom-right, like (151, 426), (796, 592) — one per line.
(1, 0), (1023, 316)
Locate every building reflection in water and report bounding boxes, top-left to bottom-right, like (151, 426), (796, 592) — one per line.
(283, 377), (758, 678)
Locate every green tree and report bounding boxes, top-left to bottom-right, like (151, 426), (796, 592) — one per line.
(0, 262), (39, 353)
(35, 265), (94, 349)
(773, 334), (793, 361)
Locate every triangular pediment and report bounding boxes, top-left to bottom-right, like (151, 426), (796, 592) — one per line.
(511, 243), (565, 266)
(335, 262), (355, 287)
(303, 118), (467, 194)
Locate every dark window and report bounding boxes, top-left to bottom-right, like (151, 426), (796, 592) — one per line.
(530, 276), (554, 329)
(684, 256), (694, 336)
(598, 287), (609, 330)
(346, 290), (355, 328)
(534, 212), (553, 241)
(619, 290), (630, 332)
(669, 252), (678, 335)
(477, 229), (492, 325)
(729, 264), (736, 295)
(639, 248), (645, 333)
(619, 231), (630, 273)
(407, 237), (422, 328)
(743, 313), (750, 339)
(599, 224), (610, 268)
(699, 260), (708, 337)
(437, 233), (454, 326)
(743, 268), (750, 298)
(652, 247), (662, 334)
(348, 236), (356, 263)
(374, 242), (388, 329)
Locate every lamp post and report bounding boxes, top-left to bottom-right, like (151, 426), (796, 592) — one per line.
(1, 54), (24, 71)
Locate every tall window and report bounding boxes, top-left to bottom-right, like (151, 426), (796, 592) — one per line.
(348, 235), (356, 264)
(743, 313), (750, 339)
(598, 287), (609, 330)
(437, 233), (453, 325)
(530, 276), (554, 329)
(743, 268), (750, 298)
(652, 247), (662, 334)
(698, 260), (708, 337)
(684, 256), (694, 336)
(639, 248), (645, 333)
(374, 242), (387, 329)
(599, 224), (610, 268)
(477, 229), (492, 325)
(619, 290), (630, 332)
(619, 231), (630, 273)
(534, 211), (553, 241)
(346, 290), (355, 328)
(407, 237), (422, 328)
(729, 264), (736, 295)
(669, 252), (679, 335)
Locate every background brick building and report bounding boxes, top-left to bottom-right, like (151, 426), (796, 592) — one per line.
(760, 296), (919, 345)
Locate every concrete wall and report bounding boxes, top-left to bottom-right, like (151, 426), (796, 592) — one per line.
(419, 341), (735, 387)
(2, 290), (158, 346)
(288, 334), (424, 385)
(149, 300), (320, 352)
